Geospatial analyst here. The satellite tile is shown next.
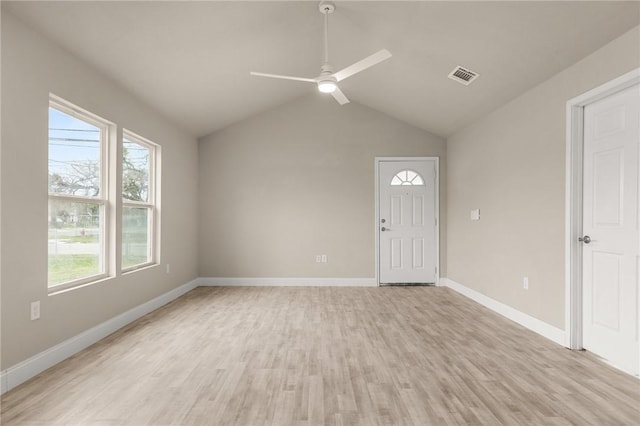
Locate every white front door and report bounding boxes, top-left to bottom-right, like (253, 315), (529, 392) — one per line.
(582, 84), (640, 374)
(378, 159), (437, 284)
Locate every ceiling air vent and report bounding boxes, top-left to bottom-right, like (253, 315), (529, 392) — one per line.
(448, 65), (479, 86)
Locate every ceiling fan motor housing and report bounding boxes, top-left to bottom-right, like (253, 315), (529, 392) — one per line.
(317, 63), (337, 93)
(320, 63), (334, 76)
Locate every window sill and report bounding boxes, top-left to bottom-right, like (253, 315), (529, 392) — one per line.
(122, 262), (159, 275)
(48, 274), (113, 296)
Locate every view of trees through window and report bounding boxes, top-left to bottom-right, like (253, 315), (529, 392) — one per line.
(48, 106), (104, 286)
(48, 99), (158, 288)
(122, 136), (153, 269)
(48, 96), (156, 288)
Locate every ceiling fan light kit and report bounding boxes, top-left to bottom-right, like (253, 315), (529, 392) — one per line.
(250, 1), (392, 105)
(318, 80), (337, 93)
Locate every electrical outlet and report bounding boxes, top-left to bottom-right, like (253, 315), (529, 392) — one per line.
(30, 301), (40, 321)
(166, 263), (171, 274)
(315, 255), (322, 263)
(321, 254), (327, 263)
(523, 276), (529, 290)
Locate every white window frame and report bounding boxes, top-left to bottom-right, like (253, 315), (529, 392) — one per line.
(121, 129), (158, 272)
(48, 96), (111, 292)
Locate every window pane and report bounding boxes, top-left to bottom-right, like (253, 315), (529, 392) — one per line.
(122, 206), (150, 269)
(48, 199), (103, 286)
(49, 107), (101, 196)
(122, 139), (150, 202)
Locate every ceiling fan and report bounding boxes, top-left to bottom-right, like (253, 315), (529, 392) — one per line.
(250, 1), (392, 105)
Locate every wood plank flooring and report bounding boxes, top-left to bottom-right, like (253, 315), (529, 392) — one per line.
(1, 286), (639, 425)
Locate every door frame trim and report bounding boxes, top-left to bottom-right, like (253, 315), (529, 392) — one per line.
(375, 157), (440, 286)
(565, 68), (640, 350)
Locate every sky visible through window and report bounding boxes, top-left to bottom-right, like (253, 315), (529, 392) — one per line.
(122, 137), (150, 202)
(48, 107), (154, 286)
(48, 107), (103, 286)
(49, 108), (149, 196)
(49, 108), (100, 196)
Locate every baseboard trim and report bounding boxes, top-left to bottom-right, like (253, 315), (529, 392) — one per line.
(198, 277), (378, 287)
(1, 276), (566, 395)
(0, 279), (198, 395)
(442, 278), (566, 346)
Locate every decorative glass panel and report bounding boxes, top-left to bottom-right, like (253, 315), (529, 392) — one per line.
(390, 170), (424, 186)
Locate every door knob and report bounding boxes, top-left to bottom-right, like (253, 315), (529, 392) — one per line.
(579, 235), (591, 244)
(381, 227), (387, 231)
(381, 218), (386, 223)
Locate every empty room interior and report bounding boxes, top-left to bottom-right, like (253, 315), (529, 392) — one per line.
(1, 1), (640, 425)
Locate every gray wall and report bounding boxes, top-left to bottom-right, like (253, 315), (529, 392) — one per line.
(198, 95), (446, 279)
(446, 26), (640, 329)
(1, 12), (199, 368)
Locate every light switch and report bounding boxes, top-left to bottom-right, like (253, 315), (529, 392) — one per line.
(470, 209), (480, 221)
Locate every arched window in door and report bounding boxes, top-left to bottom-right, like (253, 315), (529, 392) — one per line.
(390, 170), (424, 186)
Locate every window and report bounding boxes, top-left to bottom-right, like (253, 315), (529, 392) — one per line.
(48, 96), (161, 291)
(122, 131), (157, 271)
(48, 99), (109, 288)
(390, 170), (424, 186)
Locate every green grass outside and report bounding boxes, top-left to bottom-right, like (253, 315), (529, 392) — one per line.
(122, 254), (150, 270)
(48, 227), (149, 285)
(48, 254), (99, 285)
(48, 252), (150, 285)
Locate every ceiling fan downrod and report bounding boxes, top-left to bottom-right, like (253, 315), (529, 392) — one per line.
(318, 2), (336, 91)
(320, 1), (335, 67)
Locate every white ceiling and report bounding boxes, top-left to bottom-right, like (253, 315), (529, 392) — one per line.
(4, 1), (640, 139)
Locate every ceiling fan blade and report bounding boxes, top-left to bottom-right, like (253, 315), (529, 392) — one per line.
(333, 49), (392, 82)
(331, 86), (350, 105)
(249, 72), (317, 83)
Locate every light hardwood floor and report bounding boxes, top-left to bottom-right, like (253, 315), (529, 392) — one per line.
(2, 286), (639, 425)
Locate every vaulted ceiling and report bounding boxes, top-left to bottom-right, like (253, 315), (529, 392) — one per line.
(4, 1), (640, 139)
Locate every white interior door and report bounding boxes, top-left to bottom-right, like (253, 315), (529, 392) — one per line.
(582, 84), (639, 374)
(379, 159), (437, 284)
